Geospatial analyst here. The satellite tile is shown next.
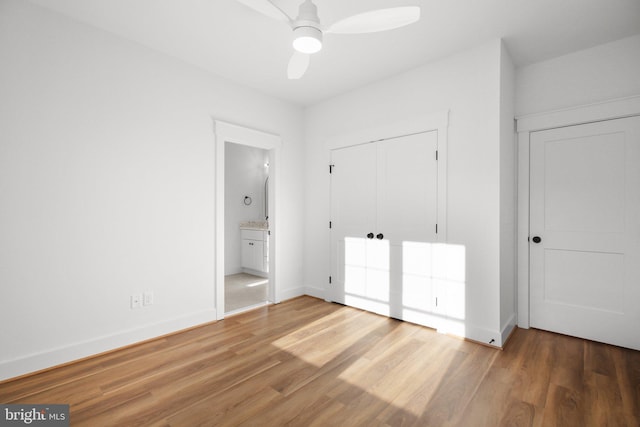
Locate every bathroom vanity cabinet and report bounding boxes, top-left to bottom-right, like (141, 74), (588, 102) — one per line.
(241, 229), (269, 274)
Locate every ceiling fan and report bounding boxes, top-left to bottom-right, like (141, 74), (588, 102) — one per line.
(235, 0), (420, 79)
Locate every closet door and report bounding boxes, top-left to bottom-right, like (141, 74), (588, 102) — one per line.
(330, 143), (378, 308)
(378, 132), (438, 321)
(330, 131), (439, 323)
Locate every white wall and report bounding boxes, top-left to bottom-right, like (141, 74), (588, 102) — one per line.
(0, 0), (304, 380)
(304, 40), (512, 345)
(499, 42), (517, 339)
(224, 143), (269, 275)
(516, 34), (640, 116)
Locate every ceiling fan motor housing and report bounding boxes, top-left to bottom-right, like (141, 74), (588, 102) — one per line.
(295, 0), (320, 26)
(292, 0), (323, 53)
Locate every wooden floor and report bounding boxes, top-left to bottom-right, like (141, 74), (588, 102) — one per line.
(1, 296), (639, 426)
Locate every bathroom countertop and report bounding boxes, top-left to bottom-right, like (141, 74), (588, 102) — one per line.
(239, 220), (269, 231)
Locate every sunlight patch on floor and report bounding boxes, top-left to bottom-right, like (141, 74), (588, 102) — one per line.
(271, 303), (461, 418)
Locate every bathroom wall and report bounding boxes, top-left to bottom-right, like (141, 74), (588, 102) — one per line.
(224, 142), (269, 275)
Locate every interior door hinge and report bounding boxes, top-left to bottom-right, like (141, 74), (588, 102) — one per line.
(435, 223), (438, 234)
(329, 164), (335, 174)
(329, 221), (332, 229)
(329, 276), (332, 284)
(435, 150), (438, 161)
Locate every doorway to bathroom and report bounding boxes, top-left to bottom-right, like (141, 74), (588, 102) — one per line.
(214, 119), (280, 320)
(224, 142), (271, 314)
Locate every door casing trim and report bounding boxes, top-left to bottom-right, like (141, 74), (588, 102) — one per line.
(213, 119), (282, 320)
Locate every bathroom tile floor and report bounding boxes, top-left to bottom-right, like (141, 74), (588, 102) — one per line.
(224, 272), (268, 314)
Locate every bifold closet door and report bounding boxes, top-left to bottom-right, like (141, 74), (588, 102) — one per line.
(330, 131), (438, 322)
(529, 116), (640, 350)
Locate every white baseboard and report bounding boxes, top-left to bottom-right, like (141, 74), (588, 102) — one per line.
(500, 313), (517, 347)
(225, 267), (242, 276)
(277, 286), (305, 303)
(455, 317), (514, 348)
(443, 322), (503, 348)
(0, 309), (217, 382)
(303, 285), (325, 300)
(240, 267), (268, 278)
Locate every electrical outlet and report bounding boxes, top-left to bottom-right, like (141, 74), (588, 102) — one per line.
(143, 291), (154, 306)
(130, 294), (142, 309)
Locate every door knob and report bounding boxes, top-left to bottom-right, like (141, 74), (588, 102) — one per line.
(532, 236), (542, 243)
(366, 232), (374, 239)
(376, 233), (384, 240)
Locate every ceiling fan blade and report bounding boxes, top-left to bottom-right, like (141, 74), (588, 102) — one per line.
(326, 6), (420, 34)
(287, 51), (310, 79)
(235, 0), (291, 23)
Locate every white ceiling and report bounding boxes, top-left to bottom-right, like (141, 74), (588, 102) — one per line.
(28, 0), (640, 106)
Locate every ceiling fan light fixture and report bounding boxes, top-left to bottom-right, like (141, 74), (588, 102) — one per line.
(237, 0), (422, 79)
(293, 26), (323, 54)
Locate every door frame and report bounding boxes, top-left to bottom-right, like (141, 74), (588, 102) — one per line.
(515, 95), (640, 328)
(213, 119), (282, 320)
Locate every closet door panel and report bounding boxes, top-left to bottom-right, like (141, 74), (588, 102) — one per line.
(330, 143), (377, 306)
(378, 132), (438, 320)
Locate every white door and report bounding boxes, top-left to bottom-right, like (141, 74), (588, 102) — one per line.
(329, 142), (379, 309)
(530, 116), (640, 350)
(377, 133), (438, 321)
(330, 131), (438, 323)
